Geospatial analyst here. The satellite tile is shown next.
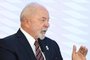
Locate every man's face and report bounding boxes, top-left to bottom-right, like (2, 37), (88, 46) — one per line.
(28, 9), (49, 40)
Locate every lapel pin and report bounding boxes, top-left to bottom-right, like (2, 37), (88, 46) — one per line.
(46, 46), (49, 50)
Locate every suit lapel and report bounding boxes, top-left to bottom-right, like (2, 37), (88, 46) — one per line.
(15, 29), (36, 60)
(38, 38), (52, 60)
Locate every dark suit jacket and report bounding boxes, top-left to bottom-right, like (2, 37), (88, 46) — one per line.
(0, 29), (63, 60)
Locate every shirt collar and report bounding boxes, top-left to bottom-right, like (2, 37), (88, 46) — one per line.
(20, 28), (35, 48)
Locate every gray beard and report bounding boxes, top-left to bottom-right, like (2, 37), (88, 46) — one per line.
(38, 29), (47, 40)
(38, 33), (45, 40)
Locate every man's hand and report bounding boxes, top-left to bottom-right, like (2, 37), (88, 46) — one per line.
(72, 45), (88, 60)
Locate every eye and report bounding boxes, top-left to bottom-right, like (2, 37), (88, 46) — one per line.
(41, 19), (46, 22)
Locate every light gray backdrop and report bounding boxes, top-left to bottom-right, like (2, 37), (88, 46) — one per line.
(0, 0), (90, 60)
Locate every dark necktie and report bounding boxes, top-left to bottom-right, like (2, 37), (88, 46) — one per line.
(34, 41), (44, 60)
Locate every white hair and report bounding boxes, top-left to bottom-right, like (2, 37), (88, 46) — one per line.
(20, 2), (47, 21)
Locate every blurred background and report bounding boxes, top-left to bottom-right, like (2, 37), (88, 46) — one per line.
(0, 0), (90, 60)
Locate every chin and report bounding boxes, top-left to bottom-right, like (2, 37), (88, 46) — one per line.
(38, 34), (45, 40)
(39, 36), (45, 40)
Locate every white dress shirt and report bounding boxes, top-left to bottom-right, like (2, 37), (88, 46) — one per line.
(20, 28), (36, 54)
(20, 28), (46, 60)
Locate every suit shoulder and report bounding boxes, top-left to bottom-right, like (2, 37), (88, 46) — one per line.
(2, 33), (16, 40)
(0, 34), (17, 51)
(44, 37), (59, 46)
(44, 37), (56, 42)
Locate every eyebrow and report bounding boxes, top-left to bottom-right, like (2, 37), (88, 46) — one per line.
(42, 17), (49, 20)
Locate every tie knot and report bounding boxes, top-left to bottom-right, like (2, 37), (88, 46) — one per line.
(34, 41), (39, 46)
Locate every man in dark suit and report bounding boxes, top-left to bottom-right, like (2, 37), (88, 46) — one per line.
(0, 2), (88, 60)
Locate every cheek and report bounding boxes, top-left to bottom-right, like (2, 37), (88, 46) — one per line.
(31, 22), (44, 32)
(35, 23), (43, 30)
(32, 24), (41, 32)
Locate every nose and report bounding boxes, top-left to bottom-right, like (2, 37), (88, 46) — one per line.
(44, 21), (49, 28)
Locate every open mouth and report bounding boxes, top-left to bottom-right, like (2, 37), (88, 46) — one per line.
(43, 30), (47, 32)
(41, 29), (47, 34)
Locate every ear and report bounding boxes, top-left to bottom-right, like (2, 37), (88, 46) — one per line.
(21, 16), (29, 27)
(25, 17), (32, 28)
